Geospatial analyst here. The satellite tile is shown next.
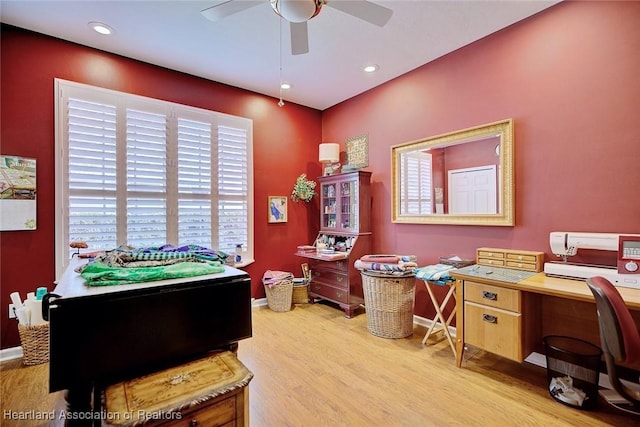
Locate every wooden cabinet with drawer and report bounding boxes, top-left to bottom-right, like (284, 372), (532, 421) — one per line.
(303, 233), (371, 318)
(103, 351), (252, 427)
(296, 171), (372, 318)
(457, 278), (540, 366)
(477, 248), (544, 272)
(464, 281), (523, 361)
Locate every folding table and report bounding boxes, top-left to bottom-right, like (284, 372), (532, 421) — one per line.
(421, 279), (457, 358)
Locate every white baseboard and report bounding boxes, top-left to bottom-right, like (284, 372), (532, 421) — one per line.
(413, 314), (457, 338)
(0, 346), (23, 363)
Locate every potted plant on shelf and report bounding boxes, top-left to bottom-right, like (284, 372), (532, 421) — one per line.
(291, 174), (316, 203)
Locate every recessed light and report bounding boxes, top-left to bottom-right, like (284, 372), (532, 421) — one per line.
(364, 64), (379, 73)
(89, 21), (113, 35)
(280, 83), (292, 90)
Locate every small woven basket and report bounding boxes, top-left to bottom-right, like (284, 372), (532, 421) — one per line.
(264, 279), (293, 312)
(361, 271), (416, 339)
(292, 283), (309, 304)
(18, 323), (49, 365)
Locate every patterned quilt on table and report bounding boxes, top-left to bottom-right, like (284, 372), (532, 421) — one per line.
(78, 244), (228, 286)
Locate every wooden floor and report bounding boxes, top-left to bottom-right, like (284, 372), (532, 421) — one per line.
(1, 302), (638, 426)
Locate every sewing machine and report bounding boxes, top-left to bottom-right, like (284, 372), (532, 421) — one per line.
(543, 232), (640, 289)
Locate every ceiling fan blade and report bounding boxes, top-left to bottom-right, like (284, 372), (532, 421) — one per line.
(327, 0), (393, 27)
(201, 1), (263, 22)
(290, 21), (309, 55)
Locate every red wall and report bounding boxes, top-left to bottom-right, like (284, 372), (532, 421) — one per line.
(2, 1), (639, 350)
(321, 2), (640, 318)
(0, 25), (322, 349)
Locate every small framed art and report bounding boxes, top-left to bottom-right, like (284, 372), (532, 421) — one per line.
(268, 196), (287, 223)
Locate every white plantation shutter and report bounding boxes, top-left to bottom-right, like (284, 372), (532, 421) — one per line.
(217, 125), (249, 251)
(126, 109), (168, 248)
(400, 151), (432, 215)
(55, 80), (253, 276)
(177, 117), (212, 247)
(67, 98), (118, 250)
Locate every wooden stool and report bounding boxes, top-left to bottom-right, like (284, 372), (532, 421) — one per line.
(103, 351), (253, 426)
(421, 280), (457, 358)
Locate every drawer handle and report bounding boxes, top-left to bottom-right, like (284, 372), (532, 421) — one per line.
(482, 291), (498, 301)
(336, 261), (344, 268)
(313, 285), (321, 291)
(336, 291), (344, 298)
(482, 314), (498, 324)
(336, 276), (344, 283)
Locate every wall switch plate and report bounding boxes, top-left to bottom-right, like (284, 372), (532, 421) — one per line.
(9, 303), (16, 319)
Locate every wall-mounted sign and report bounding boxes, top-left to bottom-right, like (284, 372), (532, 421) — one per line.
(0, 155), (37, 231)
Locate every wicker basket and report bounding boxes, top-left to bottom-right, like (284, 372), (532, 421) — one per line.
(361, 271), (416, 339)
(292, 283), (309, 304)
(17, 323), (49, 365)
(264, 279), (293, 312)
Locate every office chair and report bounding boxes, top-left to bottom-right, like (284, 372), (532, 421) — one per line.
(586, 276), (640, 415)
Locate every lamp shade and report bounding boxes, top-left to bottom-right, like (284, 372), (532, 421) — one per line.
(319, 143), (340, 163)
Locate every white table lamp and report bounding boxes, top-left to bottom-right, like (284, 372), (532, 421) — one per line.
(319, 143), (340, 176)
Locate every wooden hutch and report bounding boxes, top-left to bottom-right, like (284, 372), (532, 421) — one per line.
(296, 171), (371, 317)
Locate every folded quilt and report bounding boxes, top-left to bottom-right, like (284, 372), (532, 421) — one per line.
(262, 270), (294, 287)
(80, 260), (225, 286)
(415, 264), (456, 283)
(359, 254), (418, 264)
(354, 259), (418, 273)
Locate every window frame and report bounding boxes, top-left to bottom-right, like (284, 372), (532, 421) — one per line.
(54, 79), (254, 278)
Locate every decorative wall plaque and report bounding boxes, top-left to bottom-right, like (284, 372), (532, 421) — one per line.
(345, 134), (369, 169)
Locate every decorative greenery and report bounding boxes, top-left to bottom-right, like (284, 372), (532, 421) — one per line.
(291, 173), (316, 203)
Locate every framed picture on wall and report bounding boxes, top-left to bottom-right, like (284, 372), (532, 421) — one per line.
(0, 155), (37, 231)
(268, 196), (287, 223)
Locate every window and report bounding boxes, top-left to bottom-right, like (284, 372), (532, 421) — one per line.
(399, 150), (432, 215)
(55, 79), (253, 277)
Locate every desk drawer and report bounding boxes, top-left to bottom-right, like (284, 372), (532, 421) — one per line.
(464, 281), (520, 312)
(477, 249), (505, 259)
(505, 260), (538, 271)
(169, 395), (236, 426)
(310, 268), (348, 289)
(477, 258), (505, 267)
(309, 258), (349, 273)
(464, 302), (522, 361)
(309, 281), (349, 304)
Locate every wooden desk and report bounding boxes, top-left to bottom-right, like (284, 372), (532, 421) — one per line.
(452, 267), (640, 367)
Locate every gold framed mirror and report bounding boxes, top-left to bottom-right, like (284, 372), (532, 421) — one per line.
(391, 118), (514, 226)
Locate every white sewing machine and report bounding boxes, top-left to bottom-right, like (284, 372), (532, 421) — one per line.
(544, 232), (640, 289)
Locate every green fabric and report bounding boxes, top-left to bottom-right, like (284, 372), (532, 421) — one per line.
(81, 260), (226, 287)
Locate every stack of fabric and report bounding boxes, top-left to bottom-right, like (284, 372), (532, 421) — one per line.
(77, 244), (227, 286)
(414, 264), (456, 285)
(354, 254), (418, 276)
(261, 270), (294, 288)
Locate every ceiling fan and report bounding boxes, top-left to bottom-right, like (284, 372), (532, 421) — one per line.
(201, 0), (393, 55)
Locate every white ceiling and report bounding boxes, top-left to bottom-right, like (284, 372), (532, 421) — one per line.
(0, 1), (559, 110)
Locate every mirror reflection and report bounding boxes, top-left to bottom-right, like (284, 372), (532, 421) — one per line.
(391, 119), (514, 226)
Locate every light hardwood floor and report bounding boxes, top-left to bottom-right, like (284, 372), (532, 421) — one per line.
(1, 302), (638, 426)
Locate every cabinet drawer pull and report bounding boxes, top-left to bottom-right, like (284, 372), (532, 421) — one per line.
(482, 291), (497, 301)
(336, 291), (344, 298)
(313, 285), (321, 291)
(482, 314), (498, 324)
(336, 275), (344, 283)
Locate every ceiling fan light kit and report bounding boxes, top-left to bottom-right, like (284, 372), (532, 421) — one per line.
(270, 0), (324, 23)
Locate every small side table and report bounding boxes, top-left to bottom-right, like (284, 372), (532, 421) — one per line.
(103, 351), (253, 426)
(421, 280), (457, 358)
